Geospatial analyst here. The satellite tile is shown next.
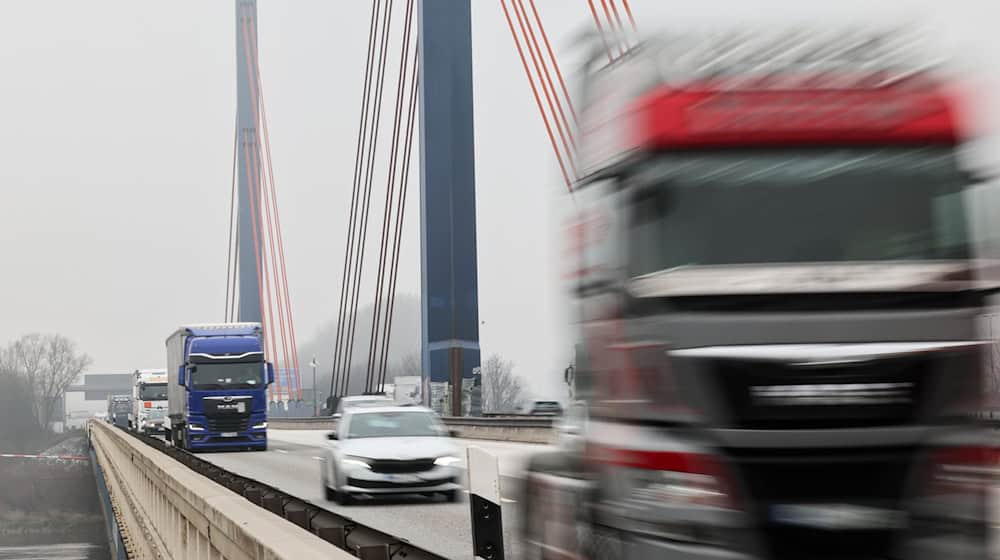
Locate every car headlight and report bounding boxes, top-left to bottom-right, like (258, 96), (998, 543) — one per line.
(434, 456), (461, 467)
(252, 421), (268, 429)
(187, 424), (205, 431)
(342, 456), (372, 470)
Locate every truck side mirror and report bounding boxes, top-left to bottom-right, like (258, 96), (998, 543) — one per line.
(266, 362), (275, 385)
(177, 365), (186, 386)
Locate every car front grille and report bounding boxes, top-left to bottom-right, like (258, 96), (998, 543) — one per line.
(367, 459), (436, 474)
(348, 477), (454, 489)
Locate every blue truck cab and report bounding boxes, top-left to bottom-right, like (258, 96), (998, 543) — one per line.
(165, 323), (274, 452)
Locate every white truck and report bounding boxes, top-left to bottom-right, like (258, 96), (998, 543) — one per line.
(130, 369), (168, 435)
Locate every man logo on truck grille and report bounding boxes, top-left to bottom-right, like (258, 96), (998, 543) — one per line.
(751, 382), (912, 406)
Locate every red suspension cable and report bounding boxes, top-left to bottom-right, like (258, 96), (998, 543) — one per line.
(225, 120), (239, 322)
(240, 7), (283, 402)
(500, 0), (573, 191)
(527, 0), (578, 125)
(621, 0), (638, 31)
(512, 0), (577, 158)
(586, 0), (614, 62)
(607, 0), (631, 50)
(598, 0), (624, 58)
(247, 19), (302, 401)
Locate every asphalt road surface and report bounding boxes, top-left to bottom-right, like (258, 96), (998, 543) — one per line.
(199, 429), (549, 559)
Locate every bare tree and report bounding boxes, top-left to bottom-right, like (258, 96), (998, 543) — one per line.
(37, 335), (91, 429)
(481, 353), (526, 413)
(0, 345), (44, 450)
(392, 351), (422, 379)
(10, 334), (47, 429)
(6, 334), (91, 430)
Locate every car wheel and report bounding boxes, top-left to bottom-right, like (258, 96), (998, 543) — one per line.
(321, 461), (335, 500)
(333, 490), (353, 505)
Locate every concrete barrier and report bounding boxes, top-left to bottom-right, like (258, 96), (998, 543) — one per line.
(88, 420), (350, 559)
(268, 416), (555, 444)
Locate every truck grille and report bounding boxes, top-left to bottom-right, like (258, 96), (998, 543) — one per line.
(206, 416), (250, 432)
(368, 459), (436, 474)
(712, 358), (929, 429)
(730, 447), (915, 560)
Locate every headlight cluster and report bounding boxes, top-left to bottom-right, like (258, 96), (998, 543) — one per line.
(252, 421), (268, 429)
(434, 456), (461, 466)
(631, 470), (732, 509)
(342, 456), (373, 469)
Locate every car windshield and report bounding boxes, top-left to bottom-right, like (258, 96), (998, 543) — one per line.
(343, 398), (389, 409)
(627, 147), (973, 276)
(190, 361), (264, 390)
(346, 411), (443, 439)
(139, 383), (167, 400)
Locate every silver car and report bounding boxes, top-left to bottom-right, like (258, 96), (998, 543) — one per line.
(331, 394), (394, 419)
(320, 405), (462, 505)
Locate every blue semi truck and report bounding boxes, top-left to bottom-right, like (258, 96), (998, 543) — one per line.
(164, 323), (274, 452)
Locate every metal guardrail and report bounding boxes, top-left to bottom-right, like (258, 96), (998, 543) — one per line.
(271, 415), (555, 428)
(269, 415), (556, 443)
(90, 420), (446, 560)
(444, 416), (556, 428)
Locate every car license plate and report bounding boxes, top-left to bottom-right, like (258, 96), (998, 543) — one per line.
(770, 504), (906, 530)
(220, 432), (238, 438)
(384, 474), (417, 483)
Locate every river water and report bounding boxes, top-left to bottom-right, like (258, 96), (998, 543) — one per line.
(0, 543), (104, 560)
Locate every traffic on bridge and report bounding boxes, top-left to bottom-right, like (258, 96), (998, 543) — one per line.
(0, 1), (998, 559)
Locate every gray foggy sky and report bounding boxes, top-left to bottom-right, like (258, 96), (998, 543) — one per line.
(0, 0), (996, 401)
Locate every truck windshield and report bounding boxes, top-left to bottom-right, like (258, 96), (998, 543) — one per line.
(190, 362), (264, 390)
(627, 147), (972, 276)
(139, 383), (167, 400)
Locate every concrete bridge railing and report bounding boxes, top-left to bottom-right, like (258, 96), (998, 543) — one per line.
(88, 420), (350, 559)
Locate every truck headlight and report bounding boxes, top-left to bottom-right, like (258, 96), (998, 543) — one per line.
(252, 421), (268, 429)
(187, 424), (205, 431)
(434, 456), (461, 466)
(342, 456), (372, 470)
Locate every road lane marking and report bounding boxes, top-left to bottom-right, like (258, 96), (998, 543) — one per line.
(275, 449), (287, 454)
(312, 456), (323, 461)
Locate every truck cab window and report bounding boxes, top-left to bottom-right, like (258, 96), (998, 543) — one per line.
(189, 362), (264, 390)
